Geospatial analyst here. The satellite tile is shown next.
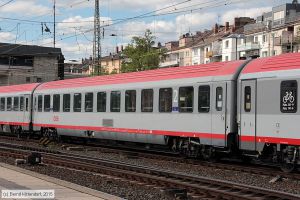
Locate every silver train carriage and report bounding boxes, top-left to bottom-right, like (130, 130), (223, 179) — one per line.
(0, 53), (299, 170)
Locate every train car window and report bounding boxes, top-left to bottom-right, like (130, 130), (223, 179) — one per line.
(141, 89), (153, 112)
(244, 86), (251, 112)
(199, 86), (210, 113)
(159, 88), (172, 112)
(13, 97), (19, 111)
(97, 92), (106, 112)
(38, 95), (43, 112)
(110, 91), (121, 112)
(179, 87), (194, 113)
(281, 80), (297, 113)
(63, 94), (70, 112)
(85, 93), (93, 112)
(125, 90), (136, 112)
(25, 98), (29, 112)
(216, 87), (223, 111)
(7, 97), (12, 111)
(44, 95), (51, 112)
(34, 97), (37, 111)
(0, 97), (5, 111)
(20, 97), (24, 111)
(73, 93), (82, 112)
(53, 94), (60, 112)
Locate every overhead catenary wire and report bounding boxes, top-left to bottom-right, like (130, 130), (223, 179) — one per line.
(0, 0), (260, 56)
(0, 0), (223, 25)
(0, 0), (14, 8)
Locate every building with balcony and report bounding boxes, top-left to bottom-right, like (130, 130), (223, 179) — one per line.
(235, 0), (300, 60)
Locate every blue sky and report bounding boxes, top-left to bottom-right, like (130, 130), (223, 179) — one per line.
(0, 0), (292, 60)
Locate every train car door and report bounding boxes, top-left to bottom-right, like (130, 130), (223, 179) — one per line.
(212, 82), (227, 146)
(240, 80), (257, 151)
(22, 94), (31, 130)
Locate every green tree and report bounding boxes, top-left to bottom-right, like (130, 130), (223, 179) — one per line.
(121, 29), (166, 73)
(90, 64), (109, 76)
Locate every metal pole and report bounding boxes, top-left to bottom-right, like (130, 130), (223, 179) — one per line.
(53, 0), (56, 48)
(93, 0), (101, 75)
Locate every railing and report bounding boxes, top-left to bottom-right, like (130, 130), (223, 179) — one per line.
(159, 59), (180, 68)
(237, 42), (260, 51)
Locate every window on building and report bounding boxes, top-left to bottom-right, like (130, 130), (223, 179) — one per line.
(26, 77), (30, 83)
(193, 49), (198, 56)
(63, 94), (70, 112)
(20, 97), (24, 111)
(262, 51), (268, 57)
(186, 51), (189, 57)
(179, 87), (194, 112)
(44, 95), (50, 112)
(110, 91), (121, 112)
(38, 95), (43, 112)
(13, 97), (19, 111)
(254, 36), (258, 43)
(274, 11), (284, 20)
(85, 93), (93, 112)
(262, 35), (267, 43)
(125, 90), (136, 112)
(225, 56), (229, 61)
(141, 89), (153, 112)
(281, 80), (297, 113)
(6, 97), (12, 111)
(225, 40), (229, 48)
(53, 94), (60, 112)
(159, 88), (172, 112)
(199, 86), (210, 113)
(73, 93), (82, 112)
(36, 77), (42, 83)
(244, 86), (251, 112)
(97, 92), (106, 112)
(0, 97), (5, 111)
(216, 87), (223, 111)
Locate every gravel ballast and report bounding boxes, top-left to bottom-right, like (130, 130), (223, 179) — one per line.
(1, 138), (300, 196)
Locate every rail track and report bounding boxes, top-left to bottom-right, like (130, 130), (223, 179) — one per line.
(0, 142), (299, 199)
(0, 135), (300, 181)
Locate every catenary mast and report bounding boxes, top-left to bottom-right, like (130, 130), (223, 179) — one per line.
(93, 0), (101, 75)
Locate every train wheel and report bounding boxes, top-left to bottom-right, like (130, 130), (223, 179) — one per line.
(201, 146), (216, 161)
(280, 162), (295, 173)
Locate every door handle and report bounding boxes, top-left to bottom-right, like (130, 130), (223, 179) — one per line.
(221, 115), (225, 121)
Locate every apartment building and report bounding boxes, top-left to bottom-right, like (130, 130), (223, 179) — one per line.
(223, 1), (300, 61)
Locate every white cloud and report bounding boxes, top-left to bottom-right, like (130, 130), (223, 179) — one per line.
(175, 12), (217, 34)
(118, 20), (176, 43)
(0, 32), (15, 41)
(0, 0), (51, 16)
(221, 7), (272, 24)
(57, 16), (112, 35)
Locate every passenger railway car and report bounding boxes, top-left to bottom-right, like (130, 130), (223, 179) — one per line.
(0, 53), (299, 171)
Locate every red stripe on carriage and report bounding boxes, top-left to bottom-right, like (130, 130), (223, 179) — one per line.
(241, 135), (300, 145)
(32, 123), (300, 145)
(1, 121), (299, 145)
(0, 121), (30, 126)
